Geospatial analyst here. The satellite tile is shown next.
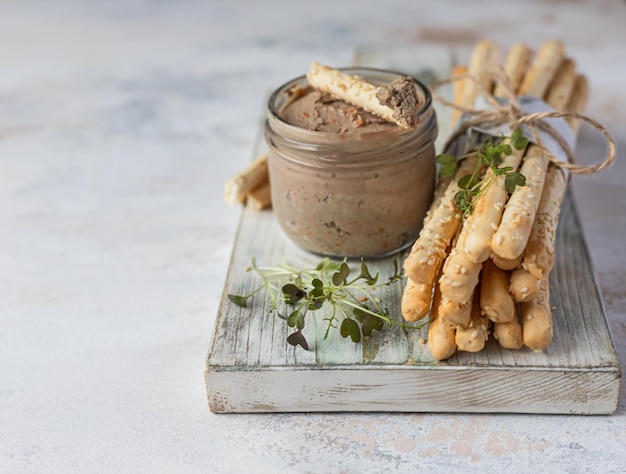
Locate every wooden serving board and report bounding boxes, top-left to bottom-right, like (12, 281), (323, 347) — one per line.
(205, 48), (621, 415)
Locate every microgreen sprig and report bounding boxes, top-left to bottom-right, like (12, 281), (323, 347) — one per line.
(436, 128), (529, 220)
(228, 257), (424, 350)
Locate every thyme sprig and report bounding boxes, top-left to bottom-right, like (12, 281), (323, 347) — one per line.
(436, 128), (529, 220)
(228, 257), (424, 350)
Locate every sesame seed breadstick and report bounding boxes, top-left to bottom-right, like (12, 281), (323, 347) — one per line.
(438, 221), (482, 304)
(440, 295), (473, 329)
(510, 266), (540, 302)
(401, 279), (432, 323)
(247, 180), (272, 211)
(494, 43), (532, 97)
(455, 293), (489, 352)
(406, 41), (498, 310)
(403, 155), (478, 286)
(519, 40), (565, 97)
(522, 165), (567, 280)
(493, 308), (524, 349)
(427, 282), (457, 361)
(522, 70), (587, 281)
(224, 153), (269, 206)
(400, 173), (456, 323)
(544, 58), (577, 111)
(480, 259), (515, 323)
(566, 75), (589, 136)
(306, 61), (415, 128)
(490, 143), (548, 260)
(490, 41), (569, 261)
(451, 64), (468, 128)
(492, 253), (522, 271)
(427, 41), (502, 306)
(459, 39), (500, 109)
(462, 44), (541, 264)
(522, 278), (553, 351)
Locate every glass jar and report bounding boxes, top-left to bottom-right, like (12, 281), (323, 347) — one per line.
(265, 68), (438, 258)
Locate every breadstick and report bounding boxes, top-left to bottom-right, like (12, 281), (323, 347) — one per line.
(490, 41), (568, 261)
(247, 180), (272, 211)
(306, 61), (416, 128)
(544, 58), (577, 110)
(458, 39), (500, 109)
(493, 308), (524, 349)
(427, 283), (457, 361)
(404, 155), (478, 285)
(566, 75), (589, 136)
(522, 165), (566, 280)
(404, 40), (498, 285)
(224, 153), (269, 205)
(455, 293), (489, 352)
(440, 295), (472, 329)
(522, 59), (583, 279)
(510, 266), (540, 302)
(430, 41), (502, 304)
(400, 175), (456, 322)
(494, 43), (531, 97)
(480, 259), (515, 323)
(490, 143), (548, 260)
(462, 43), (545, 264)
(519, 40), (565, 98)
(401, 280), (432, 322)
(492, 253), (522, 271)
(451, 64), (468, 128)
(522, 278), (553, 351)
(438, 222), (482, 304)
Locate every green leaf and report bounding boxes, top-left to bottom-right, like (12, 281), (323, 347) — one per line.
(287, 309), (305, 329)
(282, 283), (305, 304)
(308, 298), (323, 310)
(287, 330), (309, 350)
(458, 174), (479, 190)
(362, 314), (385, 337)
(228, 294), (249, 307)
(352, 306), (366, 323)
(358, 260), (379, 285)
(332, 262), (350, 286)
(504, 172), (526, 193)
(454, 190), (468, 210)
(436, 153), (458, 178)
(510, 128), (529, 150)
(340, 318), (361, 343)
(309, 278), (324, 298)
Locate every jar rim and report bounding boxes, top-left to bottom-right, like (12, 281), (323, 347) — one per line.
(267, 67), (433, 138)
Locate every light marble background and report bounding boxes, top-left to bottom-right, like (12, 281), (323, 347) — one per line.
(1, 0), (625, 472)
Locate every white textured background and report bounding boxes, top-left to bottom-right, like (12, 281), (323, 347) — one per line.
(1, 1), (625, 472)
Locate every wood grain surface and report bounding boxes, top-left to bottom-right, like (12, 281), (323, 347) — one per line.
(206, 188), (621, 414)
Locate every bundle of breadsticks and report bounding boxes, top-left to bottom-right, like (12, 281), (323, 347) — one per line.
(402, 39), (592, 360)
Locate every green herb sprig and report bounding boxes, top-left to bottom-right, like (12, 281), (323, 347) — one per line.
(436, 128), (529, 220)
(228, 258), (424, 350)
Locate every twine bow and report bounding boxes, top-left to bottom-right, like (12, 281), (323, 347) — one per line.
(428, 65), (616, 175)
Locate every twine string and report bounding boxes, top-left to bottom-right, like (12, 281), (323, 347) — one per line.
(428, 65), (616, 175)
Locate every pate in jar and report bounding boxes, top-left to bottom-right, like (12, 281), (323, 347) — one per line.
(265, 67), (438, 258)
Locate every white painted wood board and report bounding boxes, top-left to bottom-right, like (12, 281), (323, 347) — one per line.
(206, 188), (621, 414)
(206, 47), (621, 415)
